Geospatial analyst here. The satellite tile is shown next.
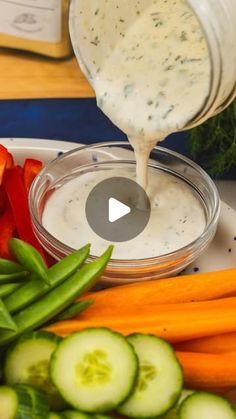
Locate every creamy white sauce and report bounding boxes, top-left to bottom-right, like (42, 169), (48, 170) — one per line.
(42, 167), (206, 259)
(72, 0), (211, 188)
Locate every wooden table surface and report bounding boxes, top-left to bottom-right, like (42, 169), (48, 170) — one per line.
(0, 48), (95, 99)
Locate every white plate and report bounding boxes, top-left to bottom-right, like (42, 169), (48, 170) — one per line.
(1, 137), (236, 274)
(1, 137), (236, 402)
(0, 137), (81, 165)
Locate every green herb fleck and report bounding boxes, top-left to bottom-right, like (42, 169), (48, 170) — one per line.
(180, 30), (187, 41)
(165, 65), (174, 71)
(163, 105), (175, 119)
(124, 83), (134, 98)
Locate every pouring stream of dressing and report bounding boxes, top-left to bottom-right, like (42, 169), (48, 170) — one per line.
(72, 0), (211, 189)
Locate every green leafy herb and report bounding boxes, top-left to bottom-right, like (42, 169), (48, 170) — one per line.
(188, 100), (236, 177)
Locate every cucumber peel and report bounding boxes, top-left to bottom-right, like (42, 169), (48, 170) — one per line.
(14, 384), (49, 418)
(0, 384), (49, 419)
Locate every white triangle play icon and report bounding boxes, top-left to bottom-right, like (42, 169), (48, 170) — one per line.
(108, 198), (131, 223)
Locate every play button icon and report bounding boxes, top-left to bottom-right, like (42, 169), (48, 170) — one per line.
(109, 198), (131, 223)
(85, 177), (151, 242)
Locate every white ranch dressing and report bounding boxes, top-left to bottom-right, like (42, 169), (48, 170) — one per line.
(72, 0), (211, 188)
(42, 167), (206, 259)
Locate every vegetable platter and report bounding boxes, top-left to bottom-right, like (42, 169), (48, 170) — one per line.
(0, 138), (235, 418)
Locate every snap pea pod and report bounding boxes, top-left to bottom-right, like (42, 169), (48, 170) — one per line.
(5, 244), (90, 314)
(0, 272), (29, 284)
(0, 259), (26, 274)
(8, 238), (49, 285)
(51, 299), (93, 322)
(0, 299), (17, 331)
(0, 245), (113, 347)
(0, 283), (23, 298)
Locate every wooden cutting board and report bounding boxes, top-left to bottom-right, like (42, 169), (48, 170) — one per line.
(0, 48), (95, 99)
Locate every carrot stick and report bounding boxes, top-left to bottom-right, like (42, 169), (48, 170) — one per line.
(77, 268), (236, 317)
(176, 352), (236, 389)
(45, 297), (236, 343)
(77, 295), (236, 321)
(175, 333), (236, 354)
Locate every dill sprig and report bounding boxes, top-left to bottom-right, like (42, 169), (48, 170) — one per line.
(188, 100), (236, 177)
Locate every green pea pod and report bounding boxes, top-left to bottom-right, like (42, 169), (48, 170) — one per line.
(0, 271), (29, 284)
(0, 259), (26, 275)
(52, 299), (93, 322)
(8, 238), (49, 285)
(0, 283), (23, 299)
(0, 245), (113, 347)
(5, 244), (91, 314)
(0, 299), (17, 332)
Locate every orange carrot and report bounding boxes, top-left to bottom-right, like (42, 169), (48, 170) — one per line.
(78, 268), (236, 317)
(45, 297), (236, 343)
(176, 352), (236, 389)
(175, 333), (236, 354)
(77, 295), (236, 321)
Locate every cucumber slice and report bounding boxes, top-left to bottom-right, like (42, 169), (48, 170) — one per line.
(4, 331), (67, 410)
(14, 384), (49, 418)
(118, 334), (183, 418)
(179, 391), (236, 419)
(63, 411), (92, 419)
(50, 328), (138, 412)
(0, 386), (18, 419)
(161, 390), (195, 419)
(0, 384), (49, 419)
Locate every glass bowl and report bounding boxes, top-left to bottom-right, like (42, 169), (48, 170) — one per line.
(29, 141), (220, 285)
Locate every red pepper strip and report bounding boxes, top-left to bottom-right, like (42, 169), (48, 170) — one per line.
(0, 145), (14, 183)
(6, 152), (14, 169)
(23, 158), (43, 194)
(0, 186), (7, 216)
(0, 209), (16, 259)
(2, 167), (47, 261)
(0, 145), (9, 184)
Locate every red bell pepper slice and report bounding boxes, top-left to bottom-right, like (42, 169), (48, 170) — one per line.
(0, 186), (7, 216)
(23, 158), (43, 194)
(0, 208), (16, 259)
(6, 152), (14, 169)
(0, 145), (9, 184)
(2, 166), (46, 261)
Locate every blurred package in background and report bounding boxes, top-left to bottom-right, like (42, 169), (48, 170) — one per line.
(0, 0), (72, 58)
